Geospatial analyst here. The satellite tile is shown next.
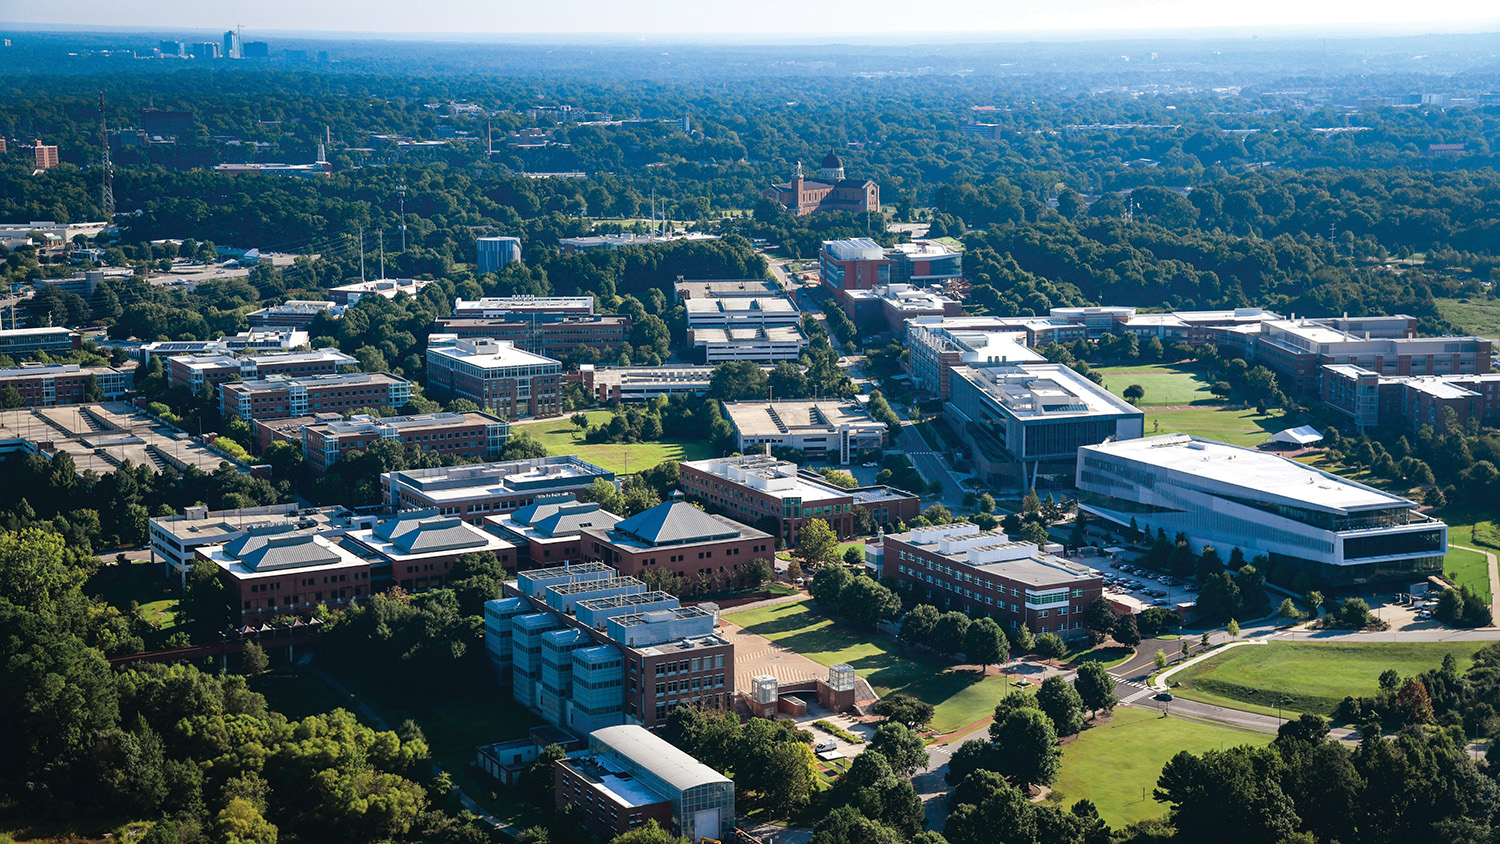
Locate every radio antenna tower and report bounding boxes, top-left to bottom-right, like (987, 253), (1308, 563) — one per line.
(99, 92), (115, 220)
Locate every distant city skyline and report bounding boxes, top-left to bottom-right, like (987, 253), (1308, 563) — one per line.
(5, 0), (1499, 38)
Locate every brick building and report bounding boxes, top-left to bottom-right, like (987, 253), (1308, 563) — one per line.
(0, 363), (131, 406)
(199, 524), (373, 622)
(0, 327), (78, 356)
(425, 337), (563, 418)
(484, 493), (622, 570)
(678, 454), (919, 544)
(246, 299), (345, 328)
(257, 410), (511, 471)
(432, 315), (630, 358)
(219, 372), (413, 422)
(580, 500), (773, 580)
(166, 348), (355, 392)
(761, 153), (879, 216)
(883, 523), (1103, 640)
(382, 456), (614, 524)
(341, 509), (516, 591)
(555, 726), (732, 842)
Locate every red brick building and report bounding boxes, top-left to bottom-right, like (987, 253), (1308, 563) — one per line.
(883, 523), (1103, 640)
(678, 455), (919, 545)
(580, 501), (773, 580)
(255, 410), (510, 470)
(433, 315), (630, 358)
(199, 524), (373, 622)
(342, 510), (515, 591)
(484, 493), (622, 570)
(167, 348), (356, 392)
(219, 372), (413, 422)
(0, 363), (131, 407)
(761, 153), (879, 216)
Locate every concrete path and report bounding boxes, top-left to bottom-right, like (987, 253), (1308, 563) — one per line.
(1152, 639), (1265, 690)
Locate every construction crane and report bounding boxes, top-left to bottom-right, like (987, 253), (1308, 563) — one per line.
(99, 92), (115, 220)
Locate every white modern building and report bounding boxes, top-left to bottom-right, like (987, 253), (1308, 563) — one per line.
(1076, 434), (1447, 585)
(721, 399), (887, 464)
(908, 316), (1047, 399)
(691, 324), (809, 362)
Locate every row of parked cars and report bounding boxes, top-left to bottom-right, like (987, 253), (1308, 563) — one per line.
(1102, 562), (1197, 604)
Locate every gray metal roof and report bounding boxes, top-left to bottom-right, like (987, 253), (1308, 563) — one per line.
(611, 501), (745, 547)
(225, 525), (341, 571)
(590, 724), (730, 793)
(372, 511), (491, 554)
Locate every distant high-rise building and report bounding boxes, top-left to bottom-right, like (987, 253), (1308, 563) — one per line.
(242, 41), (268, 58)
(476, 236), (522, 273)
(222, 29), (240, 59)
(33, 140), (59, 171)
(192, 42), (221, 59)
(0, 138), (8, 155)
(157, 40), (185, 57)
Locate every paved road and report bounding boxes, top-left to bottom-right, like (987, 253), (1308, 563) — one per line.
(893, 414), (968, 510)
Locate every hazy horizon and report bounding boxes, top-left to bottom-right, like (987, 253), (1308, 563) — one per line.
(5, 0), (1499, 40)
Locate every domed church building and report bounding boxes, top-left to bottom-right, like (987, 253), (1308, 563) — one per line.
(761, 152), (880, 216)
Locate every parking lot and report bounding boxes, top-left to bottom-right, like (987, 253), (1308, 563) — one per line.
(1091, 551), (1201, 613)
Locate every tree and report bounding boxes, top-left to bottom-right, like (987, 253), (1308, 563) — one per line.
(931, 611), (972, 656)
(1154, 649), (1168, 671)
(1396, 678), (1434, 724)
(242, 641), (269, 677)
(1, 384), (22, 408)
(842, 545), (864, 566)
(795, 518), (839, 568)
(708, 361), (770, 400)
(809, 564), (852, 607)
(609, 821), (688, 844)
(944, 771), (1037, 844)
(1226, 618), (1240, 639)
(838, 576), (900, 628)
(216, 797), (279, 844)
(1111, 613), (1141, 647)
(499, 431), (549, 460)
(1036, 675), (1085, 736)
(988, 707), (1061, 789)
(1074, 662), (1118, 717)
(1018, 520), (1050, 546)
(1083, 596), (1116, 646)
(1276, 598), (1303, 626)
(899, 604), (940, 649)
(1155, 746), (1299, 844)
(1034, 632), (1067, 661)
(946, 739), (1004, 787)
(869, 722), (929, 777)
(963, 617), (1008, 673)
(1123, 384), (1145, 403)
(872, 693), (935, 729)
(785, 559), (803, 582)
(570, 413), (590, 431)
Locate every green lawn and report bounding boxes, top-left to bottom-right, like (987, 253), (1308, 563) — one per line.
(1141, 405), (1286, 447)
(1048, 707), (1272, 827)
(1095, 363), (1218, 407)
(727, 599), (1033, 734)
(512, 410), (712, 475)
(1171, 642), (1487, 717)
(1436, 297), (1500, 338)
(85, 560), (179, 634)
(1445, 545), (1492, 603)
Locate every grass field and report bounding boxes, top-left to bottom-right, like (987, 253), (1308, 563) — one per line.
(85, 560), (179, 633)
(1444, 545), (1492, 603)
(1048, 707), (1272, 827)
(1142, 405), (1286, 447)
(1171, 641), (1487, 717)
(727, 599), (1033, 734)
(1436, 297), (1500, 338)
(512, 410), (712, 475)
(1095, 364), (1217, 407)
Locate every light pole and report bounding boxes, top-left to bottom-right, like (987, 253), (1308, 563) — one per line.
(398, 183), (407, 253)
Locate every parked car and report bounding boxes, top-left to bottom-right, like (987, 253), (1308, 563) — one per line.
(1153, 692), (1175, 702)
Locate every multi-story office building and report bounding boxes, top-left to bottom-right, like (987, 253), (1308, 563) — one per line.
(425, 337), (563, 418)
(148, 503), (356, 587)
(166, 348), (355, 392)
(679, 454), (920, 544)
(819, 237), (890, 292)
(1321, 365), (1500, 431)
(262, 411), (511, 471)
(246, 299), (345, 328)
(382, 456), (614, 524)
(0, 327), (78, 356)
(557, 232), (722, 252)
(452, 296), (594, 318)
(341, 509), (515, 591)
(676, 278), (801, 330)
(221, 329), (310, 353)
(883, 523), (1103, 639)
(0, 364), (131, 406)
(1241, 318), (1490, 396)
(581, 500), (774, 580)
(908, 317), (1047, 399)
(819, 238), (963, 318)
(573, 364), (753, 403)
(484, 493), (622, 570)
(721, 399), (888, 465)
(476, 236), (523, 273)
(326, 278), (433, 305)
(219, 372), (412, 422)
(200, 524), (372, 622)
(487, 562), (734, 733)
(1077, 434), (1448, 584)
(947, 363), (1144, 488)
(433, 315), (630, 358)
(555, 726), (734, 842)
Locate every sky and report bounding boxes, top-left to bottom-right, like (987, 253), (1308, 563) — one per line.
(5, 0), (1499, 38)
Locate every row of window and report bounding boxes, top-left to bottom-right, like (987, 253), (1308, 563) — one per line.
(656, 674), (727, 696)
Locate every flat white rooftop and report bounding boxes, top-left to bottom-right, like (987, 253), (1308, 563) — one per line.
(957, 363), (1141, 419)
(1084, 434), (1412, 513)
(723, 399), (884, 437)
(427, 338), (560, 368)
